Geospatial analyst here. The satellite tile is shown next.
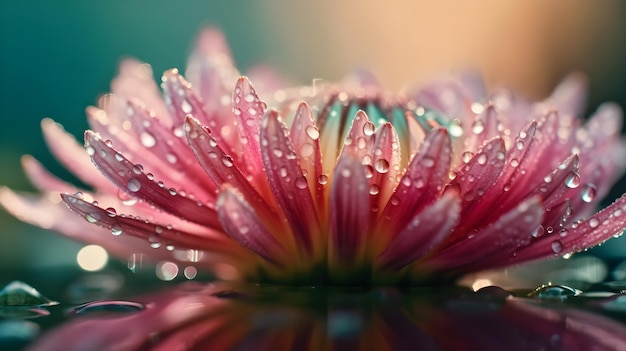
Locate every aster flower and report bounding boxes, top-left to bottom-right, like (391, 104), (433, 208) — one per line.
(1, 28), (626, 285)
(27, 283), (626, 351)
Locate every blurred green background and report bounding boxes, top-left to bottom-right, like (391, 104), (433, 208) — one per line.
(1, 1), (626, 282)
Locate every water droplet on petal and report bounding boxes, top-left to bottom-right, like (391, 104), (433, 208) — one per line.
(127, 178), (141, 192)
(551, 240), (563, 253)
(564, 172), (581, 189)
(581, 184), (597, 203)
(363, 121), (375, 136)
(461, 151), (474, 163)
(374, 159), (390, 173)
(295, 176), (308, 190)
(589, 218), (600, 228)
(305, 125), (320, 140)
(318, 174), (328, 185)
(221, 155), (234, 167)
(476, 153), (487, 165)
(369, 184), (380, 195)
(140, 132), (156, 148)
(528, 284), (579, 300)
(111, 224), (123, 236)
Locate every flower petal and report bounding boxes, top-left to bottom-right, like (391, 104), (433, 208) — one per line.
(377, 128), (451, 240)
(377, 192), (460, 271)
(427, 196), (544, 272)
(261, 110), (321, 257)
(85, 131), (220, 229)
(289, 102), (325, 213)
(329, 153), (369, 265)
(61, 193), (243, 259)
(217, 186), (289, 266)
(232, 77), (266, 177)
(184, 116), (279, 227)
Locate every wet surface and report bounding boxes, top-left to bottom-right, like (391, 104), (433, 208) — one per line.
(2, 258), (626, 350)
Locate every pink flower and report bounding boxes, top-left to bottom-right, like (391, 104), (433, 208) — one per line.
(1, 28), (626, 285)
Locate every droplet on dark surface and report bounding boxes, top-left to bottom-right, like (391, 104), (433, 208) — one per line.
(528, 284), (580, 301)
(71, 300), (145, 317)
(0, 281), (58, 308)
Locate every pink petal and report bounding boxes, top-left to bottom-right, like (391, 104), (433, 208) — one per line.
(464, 104), (502, 153)
(21, 155), (76, 193)
(329, 153), (369, 265)
(161, 69), (211, 127)
(427, 196), (544, 272)
(61, 193), (244, 259)
(217, 186), (289, 266)
(0, 188), (163, 261)
(184, 116), (279, 227)
(41, 119), (114, 192)
(260, 110), (321, 257)
(445, 137), (506, 235)
(232, 77), (266, 177)
(289, 102), (325, 213)
(526, 154), (580, 210)
(543, 72), (588, 118)
(110, 59), (171, 126)
(85, 131), (220, 229)
(512, 193), (626, 262)
(377, 192), (460, 271)
(377, 128), (451, 239)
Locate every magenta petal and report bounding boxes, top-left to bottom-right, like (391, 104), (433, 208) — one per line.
(377, 193), (460, 271)
(261, 110), (321, 256)
(329, 153), (369, 264)
(379, 128), (451, 236)
(85, 131), (220, 228)
(217, 186), (288, 265)
(61, 194), (241, 257)
(526, 154), (580, 209)
(428, 196), (544, 272)
(161, 69), (210, 126)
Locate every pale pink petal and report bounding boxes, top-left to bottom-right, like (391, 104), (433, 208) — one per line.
(0, 188), (161, 260)
(329, 153), (369, 265)
(110, 59), (171, 126)
(21, 155), (77, 194)
(464, 104), (502, 153)
(245, 64), (289, 94)
(85, 131), (220, 229)
(217, 186), (289, 266)
(543, 72), (588, 118)
(41, 118), (114, 191)
(377, 193), (460, 271)
(260, 110), (321, 257)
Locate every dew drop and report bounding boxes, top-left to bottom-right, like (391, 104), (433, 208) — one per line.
(140, 132), (156, 148)
(564, 172), (581, 189)
(472, 121), (484, 134)
(363, 121), (375, 136)
(581, 184), (597, 203)
(295, 176), (308, 190)
(461, 151), (474, 163)
(111, 224), (123, 236)
(374, 159), (390, 173)
(589, 218), (600, 228)
(86, 145), (96, 156)
(181, 100), (192, 113)
(318, 174), (329, 185)
(0, 281), (58, 308)
(422, 157), (435, 168)
(515, 140), (524, 150)
(105, 207), (117, 217)
(401, 176), (411, 187)
(127, 178), (141, 192)
(369, 184), (380, 195)
(300, 143), (314, 158)
(85, 213), (100, 223)
(476, 153), (487, 165)
(72, 301), (144, 316)
(449, 119), (464, 137)
(221, 155), (234, 167)
(551, 240), (563, 253)
(306, 125), (320, 140)
(544, 175), (552, 183)
(510, 159), (520, 168)
(528, 284), (579, 300)
(531, 225), (545, 238)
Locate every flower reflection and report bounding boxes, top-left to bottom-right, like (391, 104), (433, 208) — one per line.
(28, 283), (626, 351)
(1, 28), (626, 285)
